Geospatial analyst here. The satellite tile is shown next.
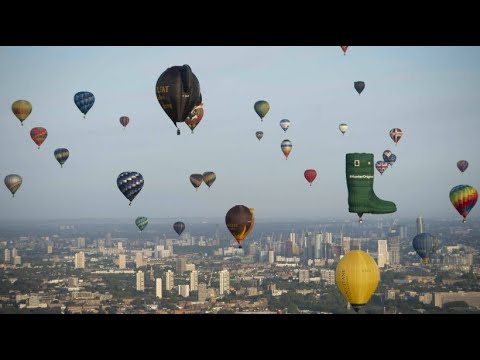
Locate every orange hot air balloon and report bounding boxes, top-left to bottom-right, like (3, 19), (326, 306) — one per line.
(30, 127), (48, 149)
(281, 140), (292, 160)
(225, 205), (255, 248)
(12, 100), (32, 126)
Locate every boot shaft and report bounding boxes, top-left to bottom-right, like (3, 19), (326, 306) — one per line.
(346, 153), (374, 187)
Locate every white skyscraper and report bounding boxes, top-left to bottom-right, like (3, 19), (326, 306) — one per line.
(117, 242), (123, 252)
(4, 249), (11, 263)
(135, 252), (143, 268)
(156, 278), (162, 299)
(299, 269), (309, 283)
(136, 271), (145, 291)
(377, 240), (389, 268)
(118, 254), (126, 269)
(47, 244), (53, 254)
(268, 250), (275, 264)
(325, 232), (333, 244)
(11, 248), (17, 258)
(165, 270), (174, 291)
(416, 216), (425, 234)
(289, 232), (296, 243)
(219, 270), (230, 295)
(74, 252), (85, 269)
(315, 233), (323, 258)
(190, 270), (198, 291)
(178, 284), (190, 298)
(13, 256), (21, 266)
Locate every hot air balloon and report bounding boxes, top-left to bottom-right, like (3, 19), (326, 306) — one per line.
(457, 160), (469, 174)
(412, 233), (440, 264)
(449, 185), (478, 223)
(203, 172), (216, 188)
(30, 127), (48, 149)
(389, 128), (403, 145)
(281, 140), (292, 160)
(11, 100), (32, 126)
(382, 151), (397, 167)
(354, 81), (365, 95)
(173, 221), (185, 236)
(336, 250), (379, 313)
(339, 123), (348, 135)
(54, 148), (70, 168)
(346, 153), (397, 223)
(254, 100), (270, 121)
(304, 169), (317, 186)
(185, 103), (204, 133)
(255, 131), (264, 141)
(4, 174), (22, 197)
(375, 161), (389, 175)
(74, 92), (95, 118)
(225, 205), (255, 248)
(280, 119), (290, 132)
(135, 216), (148, 232)
(190, 174), (203, 191)
(117, 172), (144, 206)
(119, 116), (130, 129)
(155, 64), (201, 135)
(340, 46), (349, 55)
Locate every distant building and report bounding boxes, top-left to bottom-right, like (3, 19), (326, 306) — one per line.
(4, 249), (10, 263)
(165, 270), (174, 291)
(176, 257), (187, 275)
(219, 270), (230, 295)
(434, 292), (480, 308)
(268, 250), (275, 264)
(11, 248), (17, 258)
(118, 254), (126, 269)
(342, 236), (351, 255)
(377, 240), (389, 268)
(77, 237), (86, 248)
(178, 284), (190, 298)
(248, 243), (258, 257)
(13, 256), (21, 266)
(136, 271), (145, 292)
(299, 269), (309, 283)
(198, 283), (208, 302)
(190, 270), (198, 291)
(416, 216), (425, 235)
(135, 252), (144, 268)
(74, 252), (85, 269)
(68, 277), (79, 287)
(117, 242), (123, 252)
(388, 237), (401, 265)
(156, 278), (162, 299)
(324, 232), (333, 245)
(419, 293), (432, 305)
(315, 233), (323, 258)
(247, 287), (259, 296)
(351, 239), (362, 251)
(186, 263), (196, 272)
(320, 269), (335, 285)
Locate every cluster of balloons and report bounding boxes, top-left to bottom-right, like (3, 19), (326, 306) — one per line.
(134, 217), (186, 237)
(189, 172), (216, 191)
(375, 150), (397, 175)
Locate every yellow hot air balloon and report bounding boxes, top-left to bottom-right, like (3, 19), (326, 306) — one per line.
(335, 250), (379, 313)
(12, 100), (32, 126)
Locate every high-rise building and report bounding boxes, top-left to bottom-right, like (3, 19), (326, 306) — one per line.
(377, 240), (389, 268)
(13, 256), (21, 266)
(416, 216), (425, 234)
(154, 245), (164, 259)
(176, 257), (187, 275)
(135, 252), (143, 268)
(289, 232), (296, 243)
(388, 237), (401, 265)
(198, 283), (208, 302)
(77, 237), (86, 248)
(324, 232), (333, 245)
(11, 248), (17, 258)
(299, 269), (309, 283)
(74, 252), (85, 269)
(351, 239), (362, 251)
(68, 277), (79, 287)
(248, 243), (258, 257)
(47, 244), (53, 255)
(118, 254), (126, 269)
(4, 249), (11, 263)
(149, 267), (155, 281)
(165, 270), (175, 291)
(155, 278), (162, 299)
(219, 270), (230, 295)
(342, 236), (351, 255)
(320, 269), (335, 285)
(268, 250), (275, 264)
(315, 233), (323, 258)
(105, 233), (112, 247)
(186, 263), (195, 272)
(117, 242), (123, 252)
(136, 271), (145, 291)
(178, 284), (190, 298)
(190, 270), (198, 291)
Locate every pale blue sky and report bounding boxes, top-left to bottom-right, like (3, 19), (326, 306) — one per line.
(0, 46), (479, 221)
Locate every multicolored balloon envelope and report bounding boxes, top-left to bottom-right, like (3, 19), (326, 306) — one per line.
(383, 150), (396, 166)
(375, 161), (389, 175)
(389, 128), (403, 145)
(280, 119), (290, 132)
(30, 127), (48, 149)
(281, 140), (292, 160)
(457, 160), (469, 174)
(202, 172), (216, 188)
(74, 91), (95, 118)
(412, 233), (440, 264)
(135, 216), (148, 231)
(54, 148), (70, 168)
(225, 205), (255, 248)
(254, 100), (270, 121)
(12, 100), (32, 126)
(117, 172), (144, 205)
(304, 169), (317, 186)
(190, 174), (203, 190)
(155, 64), (201, 135)
(354, 81), (365, 95)
(255, 131), (264, 141)
(4, 174), (22, 197)
(185, 103), (204, 133)
(449, 185), (478, 223)
(335, 250), (379, 313)
(173, 221), (185, 236)
(120, 116), (130, 128)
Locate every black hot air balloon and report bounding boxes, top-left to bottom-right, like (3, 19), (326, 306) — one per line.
(155, 65), (201, 135)
(173, 221), (185, 236)
(354, 81), (365, 95)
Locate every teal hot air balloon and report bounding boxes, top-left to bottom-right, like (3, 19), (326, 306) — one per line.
(254, 100), (270, 121)
(412, 233), (440, 264)
(74, 92), (95, 118)
(135, 217), (148, 231)
(54, 148), (70, 168)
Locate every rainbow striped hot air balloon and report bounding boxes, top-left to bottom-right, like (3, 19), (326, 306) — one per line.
(449, 185), (478, 223)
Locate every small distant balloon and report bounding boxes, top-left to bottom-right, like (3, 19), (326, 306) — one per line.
(254, 100), (270, 121)
(255, 131), (264, 141)
(280, 119), (290, 132)
(117, 172), (144, 206)
(190, 174), (203, 191)
(4, 174), (22, 197)
(281, 140), (292, 160)
(120, 116), (130, 128)
(389, 128), (403, 145)
(383, 151), (397, 167)
(412, 233), (440, 264)
(340, 46), (349, 55)
(354, 81), (365, 95)
(449, 185), (478, 223)
(203, 172), (216, 188)
(135, 216), (148, 232)
(30, 127), (48, 149)
(339, 123), (348, 135)
(11, 100), (32, 126)
(173, 221), (185, 236)
(185, 103), (204, 133)
(304, 169), (317, 186)
(54, 148), (70, 168)
(457, 160), (469, 174)
(74, 92), (95, 118)
(375, 161), (389, 175)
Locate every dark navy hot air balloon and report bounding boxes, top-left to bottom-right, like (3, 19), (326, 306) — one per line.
(54, 148), (70, 168)
(412, 233), (440, 264)
(173, 221), (185, 236)
(117, 172), (144, 206)
(74, 92), (95, 118)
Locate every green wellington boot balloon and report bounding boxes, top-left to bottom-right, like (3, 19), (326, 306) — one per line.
(346, 153), (397, 223)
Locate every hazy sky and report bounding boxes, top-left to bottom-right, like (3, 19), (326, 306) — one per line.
(1, 46), (479, 222)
